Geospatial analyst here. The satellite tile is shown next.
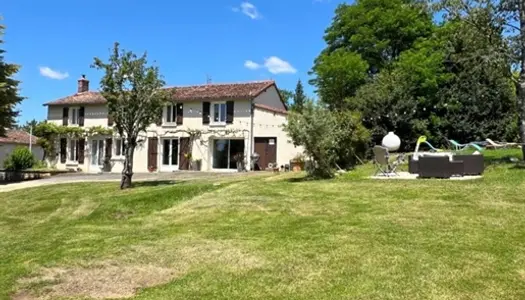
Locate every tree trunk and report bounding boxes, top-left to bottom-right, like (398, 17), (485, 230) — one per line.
(121, 144), (135, 189)
(520, 1), (525, 160)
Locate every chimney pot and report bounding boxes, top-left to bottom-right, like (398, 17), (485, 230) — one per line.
(77, 75), (89, 93)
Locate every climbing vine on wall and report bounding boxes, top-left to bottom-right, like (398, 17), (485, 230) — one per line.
(33, 122), (114, 160)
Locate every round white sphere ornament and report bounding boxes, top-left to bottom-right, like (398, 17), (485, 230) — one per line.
(382, 131), (401, 151)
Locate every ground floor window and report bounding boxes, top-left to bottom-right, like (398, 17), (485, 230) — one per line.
(114, 138), (125, 157)
(162, 138), (179, 166)
(212, 139), (245, 169)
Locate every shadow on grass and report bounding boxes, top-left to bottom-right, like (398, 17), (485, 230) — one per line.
(133, 180), (182, 188)
(286, 176), (333, 183)
(483, 149), (523, 167)
(510, 163), (525, 170)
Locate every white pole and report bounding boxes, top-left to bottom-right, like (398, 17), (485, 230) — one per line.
(29, 126), (32, 152)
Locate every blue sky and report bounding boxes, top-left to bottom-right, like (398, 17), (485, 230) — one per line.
(2, 0), (346, 123)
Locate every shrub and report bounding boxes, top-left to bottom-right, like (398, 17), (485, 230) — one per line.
(32, 160), (48, 170)
(3, 146), (35, 171)
(283, 101), (370, 178)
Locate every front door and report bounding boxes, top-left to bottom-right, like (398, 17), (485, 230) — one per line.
(254, 137), (277, 170)
(179, 137), (191, 170)
(161, 138), (179, 172)
(91, 139), (105, 167)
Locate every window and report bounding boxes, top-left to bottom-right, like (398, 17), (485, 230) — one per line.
(162, 138), (179, 166)
(69, 139), (78, 162)
(70, 108), (79, 125)
(212, 102), (227, 124)
(114, 138), (125, 157)
(212, 139), (244, 169)
(165, 104), (177, 124)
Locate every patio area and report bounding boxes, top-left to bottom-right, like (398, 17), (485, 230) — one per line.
(370, 171), (483, 180)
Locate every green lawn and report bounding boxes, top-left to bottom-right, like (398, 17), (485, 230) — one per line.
(2, 149), (525, 299)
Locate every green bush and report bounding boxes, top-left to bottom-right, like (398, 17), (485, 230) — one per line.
(3, 146), (35, 171)
(283, 101), (370, 178)
(32, 160), (48, 170)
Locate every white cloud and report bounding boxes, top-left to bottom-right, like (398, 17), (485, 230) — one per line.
(244, 56), (297, 74)
(39, 67), (69, 80)
(232, 2), (261, 20)
(244, 60), (261, 70)
(263, 56), (297, 74)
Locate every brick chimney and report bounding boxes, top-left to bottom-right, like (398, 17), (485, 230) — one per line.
(77, 74), (89, 93)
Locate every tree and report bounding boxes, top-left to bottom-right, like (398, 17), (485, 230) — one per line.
(437, 0), (525, 158)
(0, 19), (23, 136)
(293, 80), (306, 113)
(314, 0), (433, 73)
(20, 119), (39, 133)
(92, 42), (170, 189)
(278, 89), (294, 108)
(310, 49), (369, 110)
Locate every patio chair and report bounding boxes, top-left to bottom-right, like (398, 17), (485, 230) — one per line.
(485, 138), (520, 149)
(373, 145), (404, 177)
(414, 136), (441, 157)
(449, 139), (483, 152)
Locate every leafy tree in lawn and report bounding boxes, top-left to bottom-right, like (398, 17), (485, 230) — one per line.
(293, 79), (306, 113)
(0, 19), (23, 136)
(278, 88), (294, 108)
(284, 100), (369, 178)
(437, 0), (525, 157)
(349, 31), (449, 150)
(92, 42), (170, 189)
(310, 49), (369, 110)
(323, 0), (434, 74)
(435, 17), (518, 144)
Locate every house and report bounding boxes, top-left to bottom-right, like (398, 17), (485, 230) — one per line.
(44, 75), (303, 173)
(0, 129), (43, 168)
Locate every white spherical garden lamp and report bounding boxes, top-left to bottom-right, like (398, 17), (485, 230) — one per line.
(382, 131), (401, 152)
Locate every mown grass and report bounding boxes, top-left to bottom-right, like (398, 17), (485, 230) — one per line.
(1, 149), (525, 299)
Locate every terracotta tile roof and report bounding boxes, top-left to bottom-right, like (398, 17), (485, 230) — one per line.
(0, 129), (39, 145)
(44, 81), (277, 106)
(254, 103), (288, 115)
(171, 80), (275, 101)
(44, 91), (106, 106)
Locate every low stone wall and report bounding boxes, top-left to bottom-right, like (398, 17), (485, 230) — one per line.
(0, 170), (67, 182)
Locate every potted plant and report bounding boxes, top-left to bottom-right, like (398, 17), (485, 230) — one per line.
(290, 153), (306, 172)
(232, 152), (246, 172)
(184, 152), (192, 170)
(192, 159), (202, 171)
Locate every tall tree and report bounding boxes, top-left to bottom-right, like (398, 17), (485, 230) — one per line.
(0, 19), (23, 136)
(93, 42), (170, 189)
(293, 79), (306, 113)
(20, 119), (39, 133)
(278, 89), (294, 108)
(310, 0), (433, 109)
(438, 0), (525, 157)
(310, 49), (369, 110)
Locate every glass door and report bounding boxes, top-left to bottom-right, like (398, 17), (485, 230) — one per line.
(161, 138), (179, 171)
(91, 139), (104, 166)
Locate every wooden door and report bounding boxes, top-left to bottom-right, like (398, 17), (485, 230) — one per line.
(179, 137), (191, 170)
(254, 137), (277, 170)
(148, 137), (158, 171)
